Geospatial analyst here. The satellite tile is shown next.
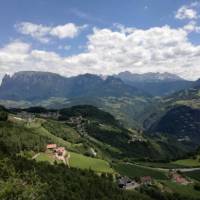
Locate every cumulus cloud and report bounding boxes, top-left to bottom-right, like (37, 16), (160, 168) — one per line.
(175, 5), (198, 20)
(175, 2), (200, 35)
(183, 20), (200, 33)
(1, 24), (200, 80)
(16, 22), (87, 43)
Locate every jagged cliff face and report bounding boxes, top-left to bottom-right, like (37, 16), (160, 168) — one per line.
(116, 71), (184, 82)
(0, 71), (69, 100)
(0, 71), (146, 101)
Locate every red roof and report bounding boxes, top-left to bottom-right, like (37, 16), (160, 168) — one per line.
(46, 144), (57, 149)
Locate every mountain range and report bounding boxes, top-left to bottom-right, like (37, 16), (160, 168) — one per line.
(0, 71), (196, 101)
(0, 71), (146, 101)
(0, 70), (199, 129)
(1, 70), (200, 200)
(115, 71), (193, 96)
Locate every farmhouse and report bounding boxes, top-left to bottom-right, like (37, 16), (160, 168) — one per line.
(56, 147), (65, 156)
(46, 144), (66, 157)
(46, 144), (57, 150)
(169, 171), (191, 185)
(118, 176), (139, 190)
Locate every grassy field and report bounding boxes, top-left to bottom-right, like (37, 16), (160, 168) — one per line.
(25, 119), (73, 148)
(183, 170), (200, 181)
(35, 153), (55, 164)
(113, 163), (167, 180)
(137, 161), (188, 169)
(70, 152), (114, 173)
(161, 180), (200, 199)
(171, 157), (200, 167)
(35, 152), (114, 173)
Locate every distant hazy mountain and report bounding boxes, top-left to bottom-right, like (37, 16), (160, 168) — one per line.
(0, 71), (146, 101)
(0, 71), (69, 101)
(116, 71), (183, 82)
(193, 78), (200, 88)
(116, 71), (193, 96)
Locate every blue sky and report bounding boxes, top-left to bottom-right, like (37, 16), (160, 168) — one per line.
(0, 0), (200, 80)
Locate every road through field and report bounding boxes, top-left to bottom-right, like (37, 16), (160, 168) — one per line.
(128, 162), (200, 173)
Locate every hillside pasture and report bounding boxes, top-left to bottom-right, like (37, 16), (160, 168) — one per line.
(70, 152), (114, 173)
(172, 157), (200, 167)
(113, 163), (167, 180)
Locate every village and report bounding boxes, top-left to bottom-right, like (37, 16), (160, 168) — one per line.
(117, 169), (193, 191)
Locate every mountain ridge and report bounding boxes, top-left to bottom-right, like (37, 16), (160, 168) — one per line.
(0, 71), (147, 101)
(115, 71), (194, 96)
(116, 71), (185, 82)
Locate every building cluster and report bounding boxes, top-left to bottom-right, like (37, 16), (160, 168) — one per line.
(118, 176), (152, 190)
(38, 112), (60, 119)
(16, 111), (60, 122)
(16, 111), (35, 123)
(169, 170), (192, 185)
(67, 116), (87, 136)
(128, 135), (147, 143)
(46, 144), (67, 162)
(177, 136), (190, 142)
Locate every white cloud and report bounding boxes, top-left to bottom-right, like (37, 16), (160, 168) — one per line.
(1, 24), (200, 81)
(16, 22), (87, 43)
(113, 23), (136, 34)
(183, 21), (200, 33)
(50, 23), (87, 39)
(175, 5), (198, 20)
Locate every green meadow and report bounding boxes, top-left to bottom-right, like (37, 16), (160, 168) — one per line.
(113, 163), (167, 180)
(172, 157), (200, 167)
(70, 152), (114, 173)
(161, 180), (200, 199)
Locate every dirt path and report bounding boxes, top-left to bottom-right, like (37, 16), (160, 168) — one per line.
(32, 153), (40, 160)
(55, 151), (71, 168)
(65, 152), (71, 168)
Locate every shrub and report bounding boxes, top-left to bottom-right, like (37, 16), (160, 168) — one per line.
(0, 111), (8, 121)
(194, 183), (200, 191)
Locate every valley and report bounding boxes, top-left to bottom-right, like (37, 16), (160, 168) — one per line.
(0, 71), (200, 200)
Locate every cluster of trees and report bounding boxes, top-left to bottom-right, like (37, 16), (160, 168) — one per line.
(0, 121), (51, 155)
(0, 110), (8, 121)
(140, 185), (200, 200)
(59, 105), (117, 125)
(0, 155), (152, 200)
(0, 106), (8, 121)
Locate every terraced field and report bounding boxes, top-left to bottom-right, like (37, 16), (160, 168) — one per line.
(172, 156), (200, 167)
(161, 181), (200, 199)
(184, 170), (200, 181)
(113, 163), (168, 180)
(70, 152), (114, 173)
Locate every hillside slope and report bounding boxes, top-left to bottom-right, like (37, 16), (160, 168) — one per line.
(144, 80), (200, 147)
(149, 105), (200, 144)
(0, 105), (191, 162)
